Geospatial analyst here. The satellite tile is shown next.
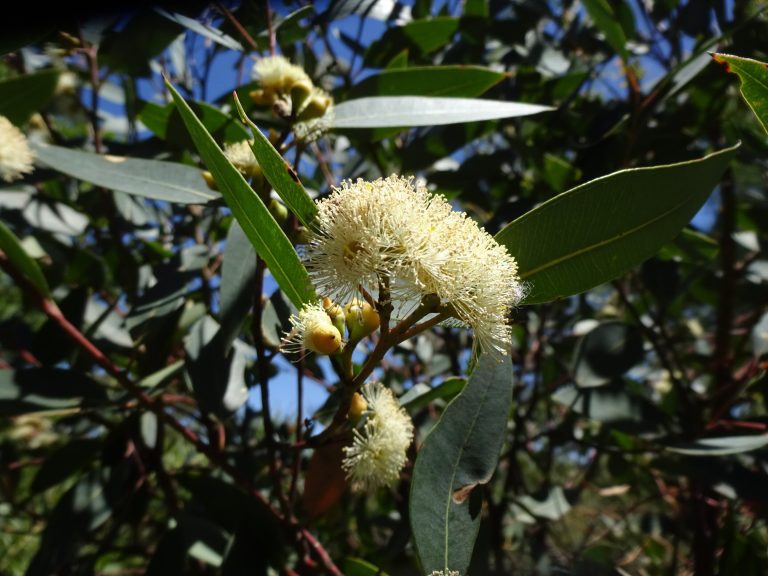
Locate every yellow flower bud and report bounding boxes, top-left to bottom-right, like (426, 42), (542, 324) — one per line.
(201, 170), (217, 190)
(323, 296), (346, 337)
(345, 299), (380, 341)
(283, 302), (344, 357)
(305, 322), (342, 355)
(268, 198), (289, 225)
(296, 90), (332, 122)
(348, 392), (368, 424)
(290, 79), (314, 116)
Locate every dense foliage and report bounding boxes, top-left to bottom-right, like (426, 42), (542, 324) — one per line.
(1, 1), (768, 575)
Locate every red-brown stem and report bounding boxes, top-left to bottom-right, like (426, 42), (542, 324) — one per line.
(289, 355), (305, 503)
(301, 529), (343, 576)
(215, 2), (260, 51)
(265, 1), (277, 55)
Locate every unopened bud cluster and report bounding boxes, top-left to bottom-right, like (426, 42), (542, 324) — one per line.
(281, 297), (380, 357)
(250, 55), (332, 123)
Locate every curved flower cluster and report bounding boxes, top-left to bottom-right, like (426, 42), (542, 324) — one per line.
(304, 176), (525, 357)
(250, 55), (332, 122)
(429, 571), (460, 576)
(0, 116), (34, 182)
(342, 382), (414, 492)
(282, 301), (342, 356)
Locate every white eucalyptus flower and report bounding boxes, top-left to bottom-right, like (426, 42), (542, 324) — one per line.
(0, 116), (34, 183)
(222, 140), (261, 179)
(342, 382), (414, 492)
(304, 175), (525, 357)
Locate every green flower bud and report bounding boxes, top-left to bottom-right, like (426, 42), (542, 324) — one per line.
(344, 299), (380, 341)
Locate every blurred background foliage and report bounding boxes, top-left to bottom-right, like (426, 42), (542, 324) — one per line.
(1, 0), (768, 574)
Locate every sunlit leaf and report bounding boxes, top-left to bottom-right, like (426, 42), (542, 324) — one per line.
(496, 144), (739, 304)
(712, 53), (768, 134)
(332, 96), (552, 128)
(33, 143), (220, 204)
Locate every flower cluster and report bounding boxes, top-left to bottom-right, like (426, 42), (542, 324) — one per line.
(341, 382), (414, 492)
(0, 115), (34, 183)
(304, 175), (525, 357)
(428, 571), (460, 576)
(250, 55), (332, 123)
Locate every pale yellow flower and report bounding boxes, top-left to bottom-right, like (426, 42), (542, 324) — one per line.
(0, 116), (34, 182)
(304, 175), (525, 357)
(342, 382), (414, 492)
(222, 140), (261, 179)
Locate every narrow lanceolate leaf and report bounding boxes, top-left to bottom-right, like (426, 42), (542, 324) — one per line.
(665, 435), (768, 456)
(712, 53), (768, 134)
(410, 354), (513, 575)
(496, 144), (739, 304)
(33, 143), (219, 204)
(347, 66), (506, 99)
(233, 94), (318, 229)
(167, 80), (314, 309)
(155, 8), (244, 51)
(0, 219), (50, 297)
(331, 96), (553, 128)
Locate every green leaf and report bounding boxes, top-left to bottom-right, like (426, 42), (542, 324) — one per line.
(365, 17), (460, 66)
(0, 70), (60, 125)
(712, 53), (768, 134)
(155, 8), (244, 51)
(0, 218), (50, 298)
(233, 94), (318, 229)
(219, 222), (257, 347)
(32, 143), (220, 204)
(138, 360), (185, 388)
(139, 100), (250, 146)
(582, 0), (629, 61)
(0, 367), (108, 416)
(665, 435), (768, 456)
(402, 377), (466, 412)
(332, 96), (553, 128)
(167, 80), (314, 309)
(410, 354), (513, 575)
(496, 144), (739, 304)
(342, 557), (391, 576)
(347, 66), (506, 99)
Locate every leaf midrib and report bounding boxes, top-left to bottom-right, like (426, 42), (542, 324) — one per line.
(519, 192), (695, 280)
